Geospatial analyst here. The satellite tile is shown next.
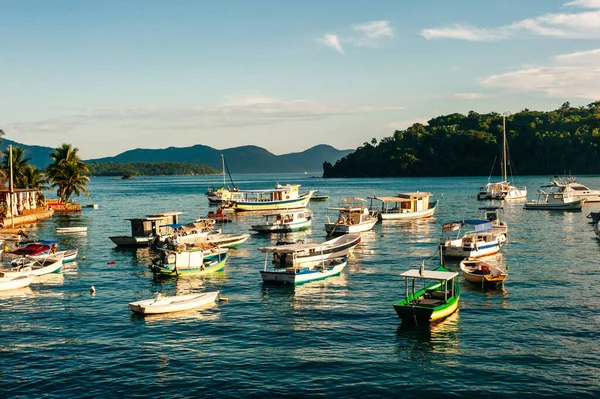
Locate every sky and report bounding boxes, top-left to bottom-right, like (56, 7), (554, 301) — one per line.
(1, 0), (600, 159)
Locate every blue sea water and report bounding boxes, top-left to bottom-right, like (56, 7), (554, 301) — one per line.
(1, 173), (599, 398)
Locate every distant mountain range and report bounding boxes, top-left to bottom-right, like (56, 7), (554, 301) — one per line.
(87, 144), (352, 173)
(1, 138), (55, 169)
(1, 139), (352, 173)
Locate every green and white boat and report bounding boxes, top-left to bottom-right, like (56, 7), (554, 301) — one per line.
(250, 209), (312, 233)
(393, 264), (460, 324)
(150, 247), (229, 276)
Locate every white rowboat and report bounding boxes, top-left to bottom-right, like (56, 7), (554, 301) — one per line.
(129, 291), (220, 315)
(0, 274), (35, 291)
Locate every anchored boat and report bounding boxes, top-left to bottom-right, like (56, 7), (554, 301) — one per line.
(459, 258), (507, 287)
(369, 192), (438, 221)
(440, 220), (506, 258)
(260, 256), (348, 285)
(129, 291), (220, 315)
(150, 247), (229, 276)
(227, 184), (314, 212)
(251, 209), (312, 233)
(393, 264), (460, 324)
(524, 190), (586, 210)
(325, 197), (378, 235)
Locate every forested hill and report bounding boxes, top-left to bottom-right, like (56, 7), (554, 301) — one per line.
(86, 162), (218, 176)
(323, 102), (600, 178)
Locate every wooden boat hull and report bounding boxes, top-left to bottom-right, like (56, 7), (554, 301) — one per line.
(0, 274), (35, 291)
(251, 218), (312, 233)
(460, 259), (507, 286)
(151, 251), (228, 276)
(378, 201), (438, 221)
(393, 280), (460, 324)
(129, 291), (220, 315)
(231, 193), (312, 212)
(260, 258), (347, 285)
(325, 218), (378, 235)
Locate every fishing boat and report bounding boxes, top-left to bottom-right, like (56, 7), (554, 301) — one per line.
(150, 247), (229, 276)
(524, 190), (585, 210)
(546, 175), (600, 203)
(393, 264), (460, 324)
(154, 222), (219, 246)
(129, 290), (220, 315)
(325, 198), (378, 235)
(310, 191), (329, 202)
(109, 212), (183, 247)
(0, 274), (35, 291)
(251, 209), (312, 233)
(56, 226), (88, 234)
(478, 206), (508, 235)
(258, 233), (361, 266)
(12, 248), (77, 266)
(459, 258), (507, 287)
(3, 253), (64, 277)
(227, 184), (314, 212)
(260, 256), (348, 285)
(369, 192), (438, 221)
(10, 243), (55, 257)
(477, 114), (526, 200)
(440, 220), (506, 259)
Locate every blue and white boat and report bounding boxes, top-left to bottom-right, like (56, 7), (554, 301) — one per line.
(250, 209), (312, 233)
(440, 220), (506, 259)
(259, 256), (348, 285)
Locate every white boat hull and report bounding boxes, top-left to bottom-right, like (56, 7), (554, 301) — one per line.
(56, 227), (88, 234)
(0, 274), (35, 291)
(442, 235), (505, 259)
(325, 219), (377, 235)
(251, 218), (312, 233)
(129, 291), (220, 315)
(260, 259), (347, 284)
(378, 202), (438, 221)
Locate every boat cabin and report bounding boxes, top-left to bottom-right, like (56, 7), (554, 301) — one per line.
(371, 192), (431, 213)
(236, 184), (302, 203)
(263, 209), (312, 225)
(327, 198), (374, 223)
(127, 212), (182, 237)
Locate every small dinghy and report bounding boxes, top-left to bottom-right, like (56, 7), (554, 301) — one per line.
(459, 258), (507, 287)
(0, 274), (35, 291)
(56, 227), (88, 234)
(129, 291), (220, 315)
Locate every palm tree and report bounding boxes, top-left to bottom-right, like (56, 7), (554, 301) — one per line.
(22, 165), (50, 205)
(1, 146), (32, 187)
(47, 143), (90, 203)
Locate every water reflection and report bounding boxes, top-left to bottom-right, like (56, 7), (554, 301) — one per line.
(395, 311), (461, 360)
(0, 286), (34, 298)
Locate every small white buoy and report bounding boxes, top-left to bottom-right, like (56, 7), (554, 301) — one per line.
(81, 256), (86, 260)
(90, 286), (96, 295)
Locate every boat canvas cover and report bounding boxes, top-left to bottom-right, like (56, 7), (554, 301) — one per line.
(444, 220), (492, 233)
(462, 220), (493, 233)
(399, 269), (458, 281)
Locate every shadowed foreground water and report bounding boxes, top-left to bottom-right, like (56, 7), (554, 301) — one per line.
(1, 174), (599, 398)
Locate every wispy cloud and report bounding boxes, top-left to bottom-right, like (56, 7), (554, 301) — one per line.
(352, 20), (393, 39)
(317, 34), (344, 53)
(421, 25), (507, 41)
(318, 20), (393, 52)
(7, 95), (403, 134)
(421, 3), (600, 41)
(453, 93), (491, 100)
(563, 0), (600, 8)
(479, 48), (600, 100)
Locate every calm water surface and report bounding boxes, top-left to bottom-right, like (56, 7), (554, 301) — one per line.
(1, 174), (599, 398)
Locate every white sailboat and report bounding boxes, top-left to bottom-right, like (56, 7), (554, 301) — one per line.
(477, 114), (527, 201)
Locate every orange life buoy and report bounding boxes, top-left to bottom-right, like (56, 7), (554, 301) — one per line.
(286, 196), (289, 199)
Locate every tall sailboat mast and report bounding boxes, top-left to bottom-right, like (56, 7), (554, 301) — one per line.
(9, 144), (14, 228)
(502, 113), (508, 182)
(221, 154), (225, 187)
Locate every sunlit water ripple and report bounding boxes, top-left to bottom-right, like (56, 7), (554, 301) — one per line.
(1, 174), (599, 398)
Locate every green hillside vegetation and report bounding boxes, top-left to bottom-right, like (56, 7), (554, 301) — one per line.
(323, 102), (600, 178)
(86, 161), (218, 176)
